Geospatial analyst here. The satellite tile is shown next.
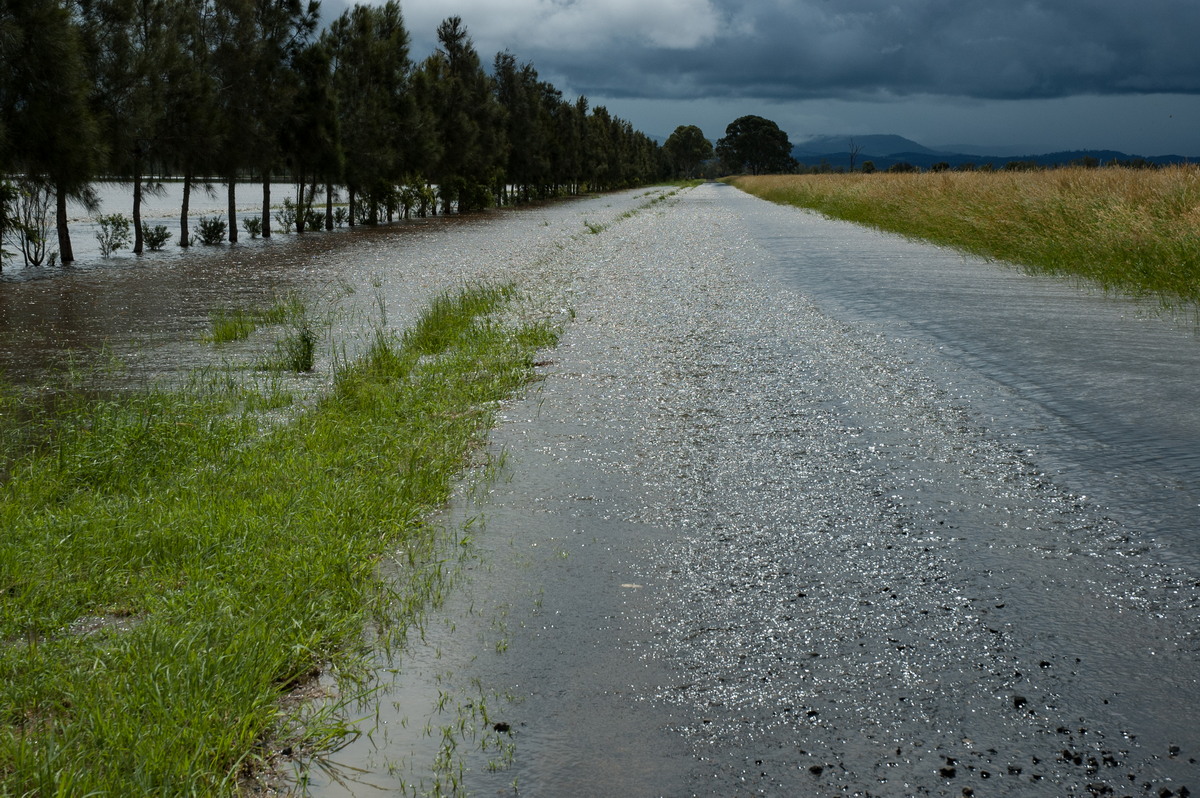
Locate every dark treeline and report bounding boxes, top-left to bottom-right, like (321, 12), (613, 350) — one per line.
(0, 0), (666, 265)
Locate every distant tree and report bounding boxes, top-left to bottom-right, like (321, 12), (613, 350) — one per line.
(663, 125), (712, 179)
(420, 17), (501, 214)
(245, 0), (321, 238)
(848, 138), (863, 172)
(0, 182), (16, 269)
(861, 160), (876, 174)
(78, 0), (175, 254)
(930, 161), (951, 172)
(715, 115), (795, 175)
(492, 51), (544, 203)
(887, 161), (919, 173)
(2, 0), (101, 263)
(159, 0), (223, 247)
(285, 40), (340, 233)
(325, 1), (411, 225)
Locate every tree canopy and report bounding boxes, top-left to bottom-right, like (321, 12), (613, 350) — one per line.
(663, 125), (713, 179)
(715, 115), (796, 175)
(1, 0), (667, 266)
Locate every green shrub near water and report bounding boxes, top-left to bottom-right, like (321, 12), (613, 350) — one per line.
(94, 213), (131, 258)
(0, 284), (558, 794)
(142, 223), (172, 251)
(195, 215), (227, 245)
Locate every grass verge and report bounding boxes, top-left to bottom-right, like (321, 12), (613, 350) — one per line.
(730, 168), (1200, 307)
(0, 284), (558, 795)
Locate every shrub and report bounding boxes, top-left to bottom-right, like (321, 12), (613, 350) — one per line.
(242, 216), (262, 239)
(142, 224), (172, 251)
(304, 208), (325, 232)
(274, 198), (296, 233)
(194, 216), (226, 245)
(95, 213), (132, 258)
(332, 207), (348, 228)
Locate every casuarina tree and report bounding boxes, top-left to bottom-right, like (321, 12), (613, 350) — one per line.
(1, 0), (101, 262)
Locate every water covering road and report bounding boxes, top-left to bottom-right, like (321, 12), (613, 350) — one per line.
(301, 182), (1198, 797)
(3, 182), (1197, 796)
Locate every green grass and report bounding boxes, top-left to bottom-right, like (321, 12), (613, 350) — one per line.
(731, 168), (1200, 308)
(203, 293), (306, 345)
(0, 284), (558, 795)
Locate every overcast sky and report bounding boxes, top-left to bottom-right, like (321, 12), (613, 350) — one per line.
(385, 0), (1200, 155)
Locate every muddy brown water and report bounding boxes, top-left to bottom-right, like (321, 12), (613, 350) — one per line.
(3, 184), (1198, 797)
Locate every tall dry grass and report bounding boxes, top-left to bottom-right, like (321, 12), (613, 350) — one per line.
(732, 167), (1200, 306)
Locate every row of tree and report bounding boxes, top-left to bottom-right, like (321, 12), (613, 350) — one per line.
(0, 0), (668, 265)
(664, 116), (798, 178)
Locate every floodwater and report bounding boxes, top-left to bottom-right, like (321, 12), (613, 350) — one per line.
(293, 183), (1198, 797)
(1, 181), (299, 268)
(0, 187), (579, 386)
(3, 183), (1197, 796)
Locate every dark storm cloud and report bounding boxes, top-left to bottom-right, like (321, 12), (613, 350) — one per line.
(488, 0), (1200, 102)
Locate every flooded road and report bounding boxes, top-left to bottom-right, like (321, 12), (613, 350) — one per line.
(299, 182), (1198, 797)
(3, 183), (1197, 796)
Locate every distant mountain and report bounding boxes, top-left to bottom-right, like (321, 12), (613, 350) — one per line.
(793, 134), (941, 157)
(790, 133), (1197, 170)
(935, 143), (1036, 158)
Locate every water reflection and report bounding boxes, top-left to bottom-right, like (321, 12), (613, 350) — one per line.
(0, 203), (493, 386)
(1, 181), (302, 272)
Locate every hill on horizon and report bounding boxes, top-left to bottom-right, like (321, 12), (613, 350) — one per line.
(793, 134), (941, 157)
(790, 133), (1197, 169)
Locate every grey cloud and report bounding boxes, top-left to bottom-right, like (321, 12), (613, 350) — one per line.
(508, 0), (1200, 101)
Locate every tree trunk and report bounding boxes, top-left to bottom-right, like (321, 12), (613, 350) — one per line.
(132, 170), (144, 255)
(347, 187), (355, 227)
(261, 178), (271, 239)
(55, 184), (74, 264)
(324, 183), (333, 230)
(227, 179), (238, 244)
(295, 179), (305, 235)
(180, 174), (191, 247)
(310, 178), (318, 230)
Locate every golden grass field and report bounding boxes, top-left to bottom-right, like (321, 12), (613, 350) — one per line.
(731, 167), (1200, 307)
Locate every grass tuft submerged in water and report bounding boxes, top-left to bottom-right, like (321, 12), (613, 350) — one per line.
(0, 284), (558, 795)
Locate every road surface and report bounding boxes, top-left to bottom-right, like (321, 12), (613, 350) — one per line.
(306, 182), (1199, 798)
